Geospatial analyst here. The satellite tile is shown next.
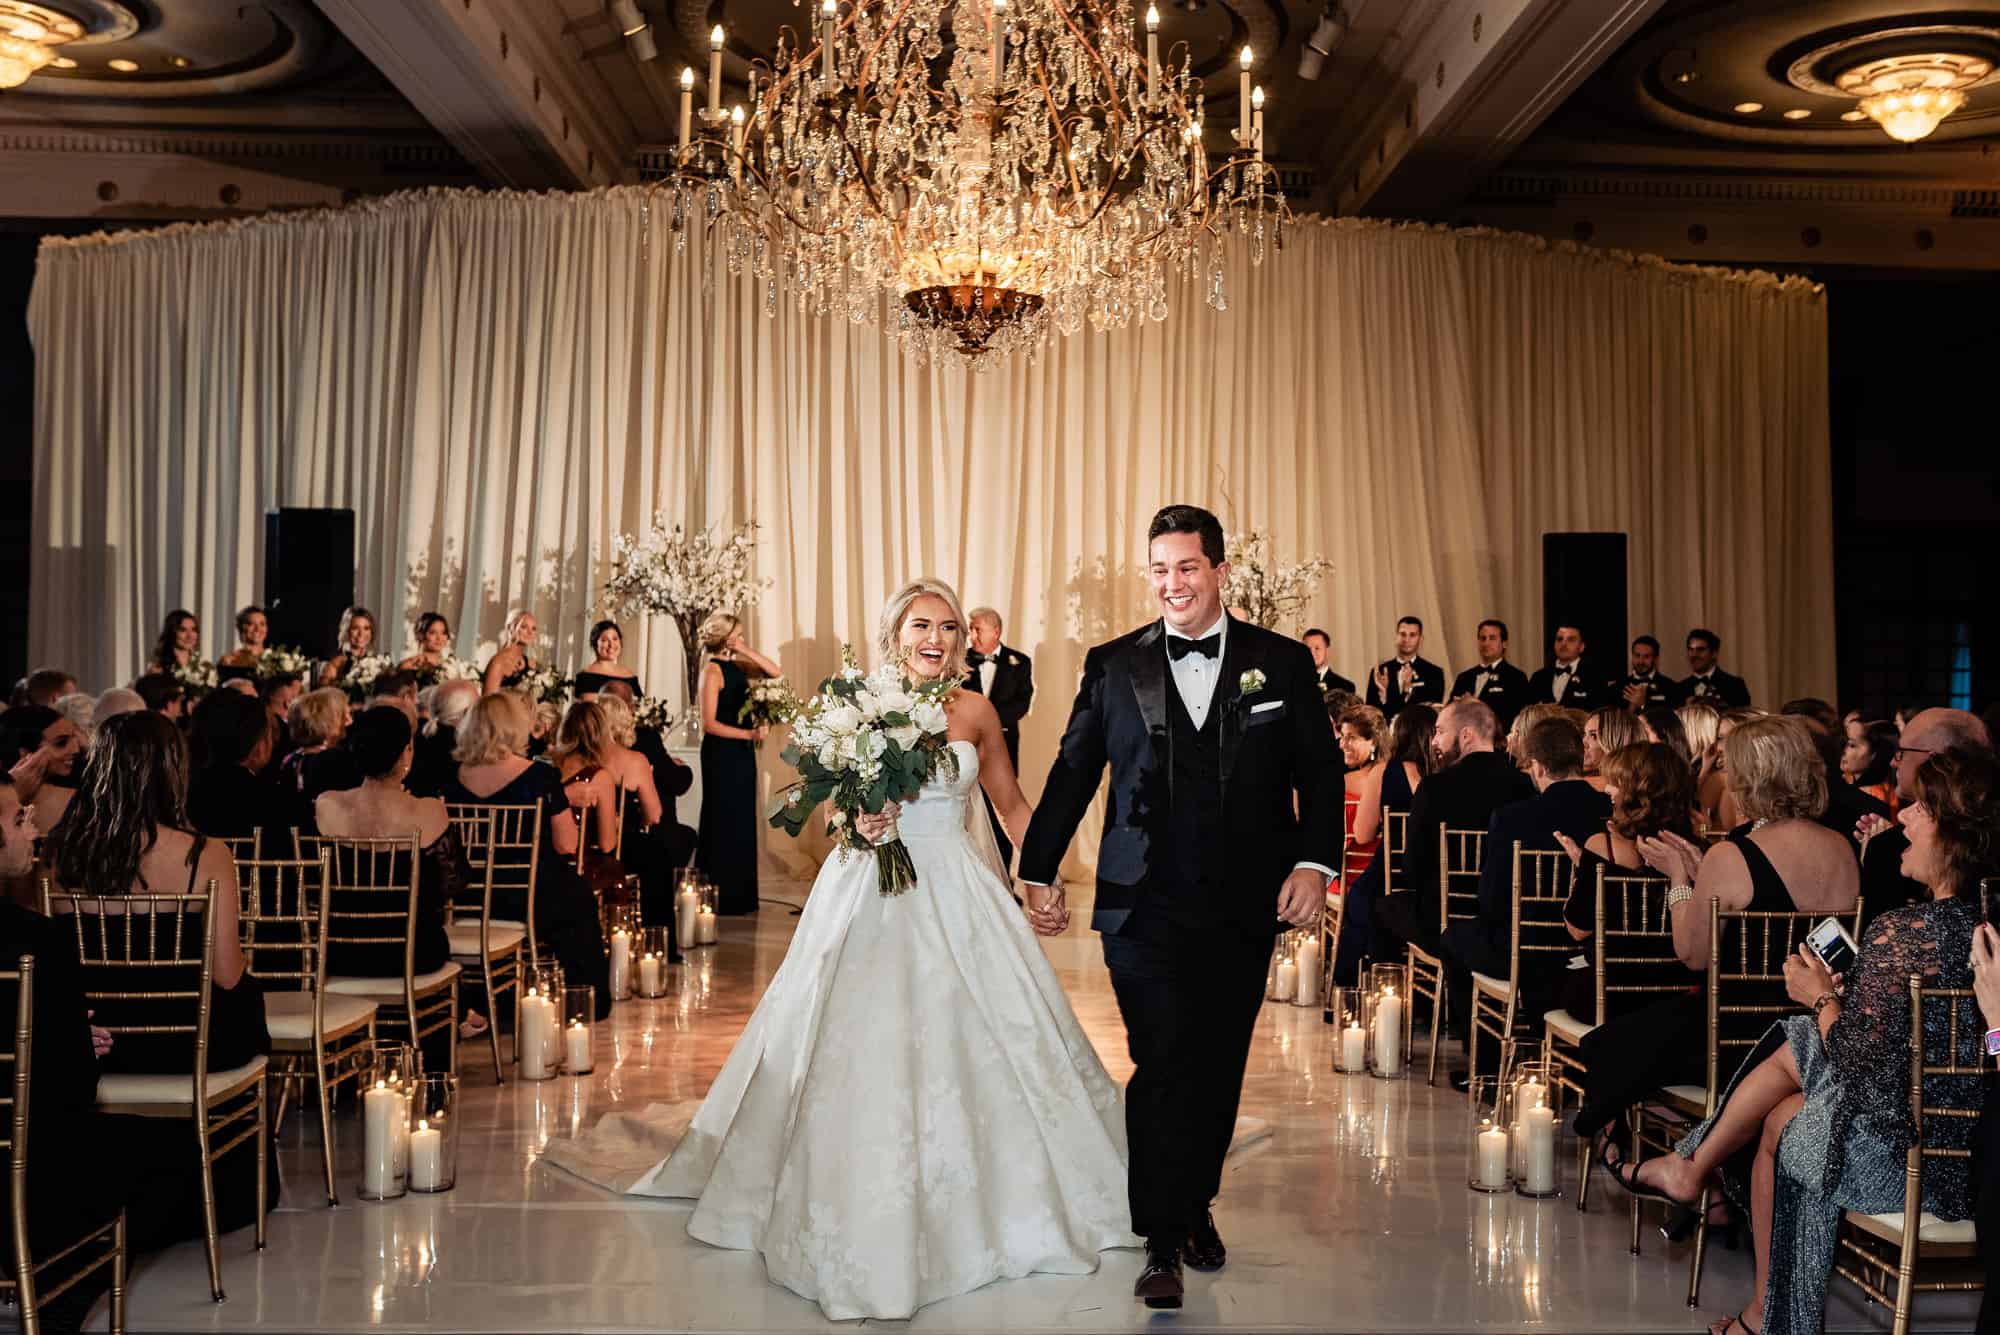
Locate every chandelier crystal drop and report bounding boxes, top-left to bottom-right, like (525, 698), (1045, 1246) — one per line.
(653, 0), (1289, 364)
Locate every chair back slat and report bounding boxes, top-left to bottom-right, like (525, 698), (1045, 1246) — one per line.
(1340, 792), (1371, 888)
(1509, 844), (1576, 980)
(1596, 866), (1687, 1022)
(449, 803), (542, 960)
(218, 831), (261, 867)
(1380, 810), (1410, 896)
(1706, 899), (1863, 1107)
(1910, 979), (1985, 1158)
(1439, 827), (1485, 932)
(236, 853), (331, 990)
(1, 958), (30, 1160)
(43, 882), (222, 1070)
(294, 835), (421, 978)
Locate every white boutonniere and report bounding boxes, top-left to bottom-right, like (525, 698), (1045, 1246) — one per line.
(1239, 668), (1266, 696)
(1006, 653), (1020, 666)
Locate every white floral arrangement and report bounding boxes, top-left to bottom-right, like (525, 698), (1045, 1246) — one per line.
(738, 675), (798, 729)
(338, 653), (393, 702)
(601, 515), (770, 723)
(437, 655), (482, 683)
(255, 645), (314, 681)
(171, 658), (218, 699)
(633, 696), (677, 733)
(513, 664), (572, 708)
(1223, 529), (1335, 631)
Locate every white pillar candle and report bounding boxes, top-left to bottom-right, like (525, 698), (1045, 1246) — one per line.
(408, 1119), (444, 1191)
(362, 1081), (402, 1197)
(697, 907), (717, 945)
(1521, 1104), (1557, 1193)
(1341, 1023), (1366, 1071)
(676, 887), (700, 949)
(1477, 1123), (1510, 1189)
(391, 1084), (411, 1179)
(520, 989), (555, 1079)
(677, 68), (694, 151)
(1294, 936), (1321, 1007)
(1274, 957), (1296, 1002)
(565, 1020), (592, 1074)
(1373, 988), (1404, 1075)
(1237, 46), (1252, 146)
(638, 952), (661, 996)
(708, 26), (724, 120)
(608, 928), (631, 998)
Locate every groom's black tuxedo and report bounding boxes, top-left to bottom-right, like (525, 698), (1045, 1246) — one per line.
(1019, 615), (1341, 1246)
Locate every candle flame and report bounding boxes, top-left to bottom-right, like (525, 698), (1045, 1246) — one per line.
(418, 1119), (429, 1132)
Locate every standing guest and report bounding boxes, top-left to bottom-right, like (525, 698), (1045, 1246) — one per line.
(1582, 706), (1645, 787)
(1378, 698), (1533, 959)
(17, 667), (78, 708)
(401, 612), (453, 675)
(697, 613), (780, 915)
(1621, 748), (1992, 1335)
(185, 689), (310, 851)
(441, 692), (610, 1016)
(1842, 718), (1901, 815)
(574, 619), (643, 699)
(1331, 704), (1435, 984)
(1366, 616), (1445, 720)
(133, 671), (186, 720)
(964, 607), (1034, 873)
(277, 686), (358, 806)
(409, 679), (480, 798)
(318, 605), (378, 687)
(1618, 635), (1679, 712)
(1449, 619), (1529, 727)
(1528, 624), (1607, 711)
(92, 687), (146, 730)
(148, 609), (200, 675)
(4, 705), (86, 838)
(482, 609), (542, 693)
(1853, 708), (1990, 922)
(1302, 628), (1356, 697)
(1678, 628), (1752, 708)
(216, 605), (267, 685)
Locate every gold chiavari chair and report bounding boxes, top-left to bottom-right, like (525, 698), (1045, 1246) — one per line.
(236, 851), (377, 1205)
(3, 957), (128, 1335)
(1628, 897), (1863, 1304)
(297, 835), (461, 1078)
(461, 804), (544, 972)
(441, 808), (523, 1082)
(1832, 978), (1985, 1335)
(1544, 866), (1681, 1212)
(44, 881), (269, 1302)
(216, 831), (260, 867)
(1410, 827), (1486, 1086)
(1467, 844), (1573, 1103)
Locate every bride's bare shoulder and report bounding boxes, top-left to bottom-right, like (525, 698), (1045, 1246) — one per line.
(944, 686), (998, 731)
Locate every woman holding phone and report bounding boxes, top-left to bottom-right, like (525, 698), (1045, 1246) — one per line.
(1614, 746), (1998, 1335)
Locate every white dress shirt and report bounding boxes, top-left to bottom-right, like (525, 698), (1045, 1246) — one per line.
(977, 653), (998, 697)
(1163, 614), (1226, 729)
(1551, 658), (1579, 702)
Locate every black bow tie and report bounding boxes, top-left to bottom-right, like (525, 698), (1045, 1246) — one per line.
(1555, 666), (1573, 678)
(1168, 634), (1220, 662)
(967, 652), (987, 667)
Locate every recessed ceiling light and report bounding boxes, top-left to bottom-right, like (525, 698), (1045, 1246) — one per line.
(1733, 101), (1763, 114)
(1783, 108), (1812, 120)
(167, 55), (190, 68)
(106, 57), (138, 72)
(1840, 109), (1868, 122)
(49, 56), (76, 69)
(1674, 71), (1695, 85)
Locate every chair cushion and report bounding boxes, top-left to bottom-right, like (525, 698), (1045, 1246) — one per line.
(325, 962), (462, 996)
(1543, 1009), (1597, 1043)
(447, 922), (526, 959)
(1661, 1084), (1708, 1112)
(1470, 971), (1513, 1001)
(98, 1055), (269, 1106)
(263, 991), (378, 1043)
(1848, 1210), (1978, 1245)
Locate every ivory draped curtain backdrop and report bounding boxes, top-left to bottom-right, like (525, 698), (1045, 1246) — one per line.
(29, 188), (1831, 876)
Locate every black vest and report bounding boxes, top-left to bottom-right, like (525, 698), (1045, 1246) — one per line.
(1160, 667), (1226, 924)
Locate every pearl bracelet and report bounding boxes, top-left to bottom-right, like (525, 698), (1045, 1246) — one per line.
(1665, 884), (1694, 911)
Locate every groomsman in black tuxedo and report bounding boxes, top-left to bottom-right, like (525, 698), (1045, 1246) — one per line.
(1527, 624), (1607, 711)
(1449, 619), (1529, 727)
(1677, 628), (1752, 708)
(1617, 634), (1678, 712)
(1301, 628), (1355, 697)
(965, 607), (1034, 872)
(1365, 616), (1445, 720)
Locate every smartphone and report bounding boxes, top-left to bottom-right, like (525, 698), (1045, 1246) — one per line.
(1983, 881), (2000, 935)
(1806, 916), (1858, 978)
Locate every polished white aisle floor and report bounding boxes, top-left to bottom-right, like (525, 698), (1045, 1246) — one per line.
(94, 881), (1972, 1333)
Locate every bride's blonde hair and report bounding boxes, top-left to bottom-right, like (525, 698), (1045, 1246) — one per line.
(877, 578), (970, 680)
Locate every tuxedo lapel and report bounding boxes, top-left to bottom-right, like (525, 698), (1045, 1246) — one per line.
(1128, 621), (1169, 742)
(1218, 618), (1259, 786)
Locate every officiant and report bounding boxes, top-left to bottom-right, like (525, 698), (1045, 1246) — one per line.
(965, 606), (1034, 873)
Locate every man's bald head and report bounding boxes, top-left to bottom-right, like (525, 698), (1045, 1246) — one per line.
(1895, 708), (1992, 800)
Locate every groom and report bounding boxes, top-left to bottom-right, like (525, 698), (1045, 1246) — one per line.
(1019, 504), (1341, 1310)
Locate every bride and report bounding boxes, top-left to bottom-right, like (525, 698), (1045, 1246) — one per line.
(545, 578), (1135, 1320)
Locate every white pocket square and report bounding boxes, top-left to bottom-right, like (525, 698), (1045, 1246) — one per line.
(1251, 700), (1285, 714)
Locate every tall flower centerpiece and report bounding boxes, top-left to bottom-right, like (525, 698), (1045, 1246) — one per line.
(601, 516), (770, 742)
(1223, 529), (1333, 631)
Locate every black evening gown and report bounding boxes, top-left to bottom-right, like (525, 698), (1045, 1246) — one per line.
(573, 669), (643, 698)
(698, 658), (760, 914)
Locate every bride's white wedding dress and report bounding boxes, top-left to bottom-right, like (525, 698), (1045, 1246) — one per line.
(542, 739), (1136, 1320)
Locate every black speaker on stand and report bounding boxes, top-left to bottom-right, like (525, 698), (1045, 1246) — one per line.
(1541, 532), (1627, 680)
(264, 508), (356, 659)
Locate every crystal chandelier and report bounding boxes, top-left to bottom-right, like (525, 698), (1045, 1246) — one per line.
(0, 2), (81, 88)
(651, 0), (1289, 363)
(1837, 51), (1990, 143)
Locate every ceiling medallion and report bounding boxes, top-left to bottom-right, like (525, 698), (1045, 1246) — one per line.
(1838, 52), (1987, 142)
(649, 0), (1290, 364)
(0, 2), (84, 88)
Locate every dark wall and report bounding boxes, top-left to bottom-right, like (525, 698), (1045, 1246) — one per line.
(0, 231), (35, 692)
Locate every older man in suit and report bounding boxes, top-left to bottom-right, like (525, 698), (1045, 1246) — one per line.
(965, 607), (1034, 872)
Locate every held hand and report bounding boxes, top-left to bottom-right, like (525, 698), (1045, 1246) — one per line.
(854, 802), (901, 845)
(1025, 883), (1070, 936)
(1971, 924), (2000, 1032)
(1854, 813), (1892, 858)
(1276, 868), (1326, 929)
(1554, 831), (1584, 869)
(1784, 945), (1839, 1010)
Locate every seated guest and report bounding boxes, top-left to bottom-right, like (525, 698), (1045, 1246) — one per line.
(1678, 628), (1751, 708)
(1580, 715), (1861, 1152)
(52, 691), (98, 747)
(277, 686), (358, 805)
(1336, 701), (1387, 877)
(1302, 627), (1355, 698)
(409, 679), (480, 798)
(441, 693), (610, 1018)
(550, 700), (645, 851)
(1678, 698), (1722, 771)
(312, 709), (458, 985)
(1619, 747), (1994, 1335)
(17, 667), (79, 709)
(1854, 708), (1990, 922)
(216, 604), (267, 685)
(1965, 909), (2000, 1335)
(4, 704), (86, 838)
(1365, 616), (1444, 720)
(1699, 707), (1764, 833)
(575, 618), (644, 699)
(318, 605), (378, 688)
(1618, 635), (1679, 712)
(1528, 623), (1607, 711)
(1504, 702), (1564, 772)
(1440, 714), (1609, 1081)
(368, 668), (421, 725)
(1449, 619), (1528, 728)
(1841, 718), (1900, 816)
(599, 691), (696, 881)
(185, 689), (311, 850)
(1332, 703), (1434, 984)
(132, 671), (186, 720)
(1640, 705), (1692, 767)
(92, 686), (145, 730)
(1582, 705), (1644, 789)
(1784, 697), (1888, 853)
(1377, 698), (1532, 957)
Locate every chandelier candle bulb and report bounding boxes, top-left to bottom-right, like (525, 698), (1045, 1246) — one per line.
(1144, 6), (1158, 104)
(1251, 85), (1264, 162)
(729, 105), (745, 180)
(821, 0), (836, 85)
(708, 26), (724, 119)
(677, 66), (694, 150)
(1238, 45), (1252, 145)
(991, 0), (1004, 93)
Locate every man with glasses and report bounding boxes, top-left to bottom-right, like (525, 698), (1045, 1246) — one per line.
(1854, 708), (1992, 920)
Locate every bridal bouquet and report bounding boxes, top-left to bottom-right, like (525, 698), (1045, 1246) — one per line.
(737, 675), (798, 730)
(768, 648), (959, 897)
(255, 646), (313, 681)
(513, 664), (572, 708)
(411, 656), (480, 689)
(632, 696), (676, 733)
(336, 653), (392, 702)
(172, 658), (218, 702)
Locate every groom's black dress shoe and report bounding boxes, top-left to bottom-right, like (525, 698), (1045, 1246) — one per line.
(1183, 1211), (1226, 1272)
(1134, 1239), (1184, 1309)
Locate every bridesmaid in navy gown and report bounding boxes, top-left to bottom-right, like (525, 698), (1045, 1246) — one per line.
(695, 613), (780, 915)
